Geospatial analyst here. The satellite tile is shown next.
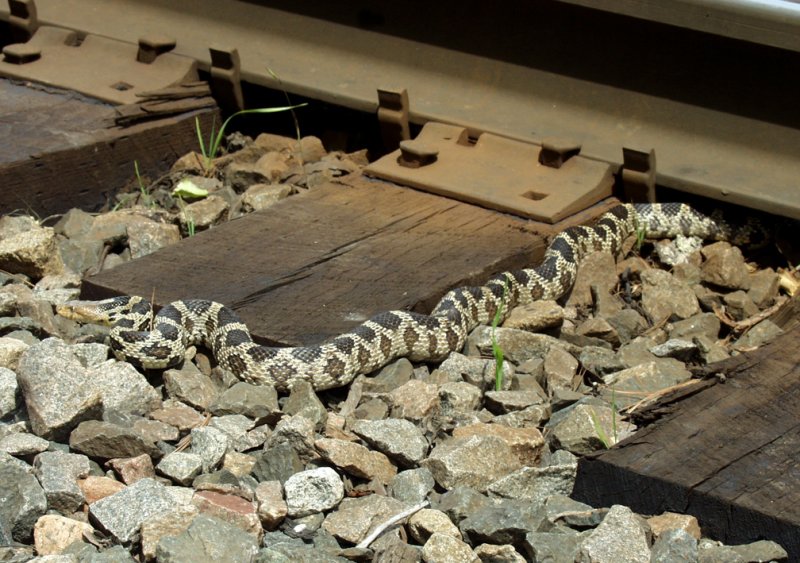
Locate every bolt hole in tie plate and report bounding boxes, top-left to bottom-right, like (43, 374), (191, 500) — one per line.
(365, 122), (613, 223)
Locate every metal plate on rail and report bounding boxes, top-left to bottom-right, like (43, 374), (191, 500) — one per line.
(3, 0), (799, 219)
(0, 25), (197, 104)
(365, 122), (613, 223)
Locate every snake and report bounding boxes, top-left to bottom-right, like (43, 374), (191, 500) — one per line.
(59, 203), (760, 392)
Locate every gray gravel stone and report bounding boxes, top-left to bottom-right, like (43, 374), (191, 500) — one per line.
(437, 352), (512, 390)
(502, 299), (564, 331)
(651, 528), (698, 562)
(0, 224), (64, 279)
(543, 347), (579, 394)
(467, 325), (580, 364)
(605, 308), (649, 344)
(89, 477), (175, 543)
(669, 313), (721, 340)
(577, 504), (651, 563)
(649, 338), (698, 362)
(421, 435), (521, 492)
(544, 494), (608, 528)
(460, 498), (548, 547)
(0, 338), (28, 373)
(284, 467), (344, 517)
(88, 360), (161, 415)
(16, 338), (103, 440)
(641, 269), (700, 322)
(209, 381), (280, 420)
(33, 451), (90, 514)
(545, 399), (635, 454)
(439, 381), (483, 413)
(421, 532), (478, 563)
(252, 443), (303, 484)
(435, 486), (493, 526)
(390, 467), (436, 504)
(155, 514), (259, 563)
(524, 529), (584, 562)
(747, 268), (780, 308)
(351, 417), (429, 468)
(322, 494), (409, 545)
(163, 365), (220, 410)
(69, 420), (161, 460)
(267, 415), (317, 463)
(283, 380), (328, 428)
(723, 290), (759, 321)
(733, 319), (784, 349)
(484, 389), (547, 414)
(315, 437), (396, 484)
(488, 464), (578, 507)
(180, 195), (230, 235)
(156, 451), (203, 486)
(578, 346), (625, 378)
(601, 360), (692, 409)
(728, 539), (788, 562)
(0, 461), (47, 542)
(0, 431), (49, 457)
(190, 426), (229, 473)
(566, 251), (618, 309)
(208, 414), (253, 451)
(700, 242), (751, 290)
(362, 358), (414, 393)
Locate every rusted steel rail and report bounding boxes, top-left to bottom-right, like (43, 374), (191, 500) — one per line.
(1, 0), (799, 220)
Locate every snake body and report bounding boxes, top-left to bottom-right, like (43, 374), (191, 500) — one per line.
(64, 203), (754, 391)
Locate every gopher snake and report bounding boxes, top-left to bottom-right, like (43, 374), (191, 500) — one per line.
(59, 203), (755, 391)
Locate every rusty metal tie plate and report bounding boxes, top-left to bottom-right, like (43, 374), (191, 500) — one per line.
(0, 26), (197, 104)
(365, 122), (613, 223)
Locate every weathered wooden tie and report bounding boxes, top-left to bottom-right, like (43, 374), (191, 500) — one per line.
(0, 79), (217, 217)
(81, 175), (615, 347)
(573, 308), (800, 559)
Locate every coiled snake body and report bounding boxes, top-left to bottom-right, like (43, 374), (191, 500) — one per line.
(60, 203), (754, 391)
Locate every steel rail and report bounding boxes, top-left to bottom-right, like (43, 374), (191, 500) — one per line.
(3, 0), (799, 219)
(555, 0), (800, 53)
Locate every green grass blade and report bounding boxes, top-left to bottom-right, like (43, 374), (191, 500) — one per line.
(194, 117), (208, 159)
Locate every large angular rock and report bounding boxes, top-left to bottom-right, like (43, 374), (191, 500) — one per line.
(284, 467), (344, 518)
(577, 505), (651, 563)
(89, 478), (175, 543)
(322, 494), (410, 545)
(16, 338), (103, 440)
(421, 435), (521, 492)
(351, 418), (429, 468)
(0, 224), (64, 279)
(33, 451), (91, 514)
(87, 361), (161, 415)
(0, 461), (47, 542)
(155, 514), (259, 563)
(69, 420), (161, 461)
(640, 269), (700, 322)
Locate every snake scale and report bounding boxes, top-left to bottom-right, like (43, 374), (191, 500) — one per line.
(60, 203), (758, 391)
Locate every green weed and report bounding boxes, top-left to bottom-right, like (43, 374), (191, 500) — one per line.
(491, 279), (510, 391)
(195, 104), (307, 172)
(589, 390), (618, 449)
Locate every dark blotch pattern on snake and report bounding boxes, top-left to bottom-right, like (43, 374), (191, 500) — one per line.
(62, 203), (756, 391)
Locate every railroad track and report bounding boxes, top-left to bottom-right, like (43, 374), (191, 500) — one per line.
(1, 1), (799, 560)
(1, 0), (799, 219)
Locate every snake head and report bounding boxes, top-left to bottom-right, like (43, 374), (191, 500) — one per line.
(56, 300), (113, 325)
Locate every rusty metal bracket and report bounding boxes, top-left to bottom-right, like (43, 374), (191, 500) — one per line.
(539, 138), (582, 169)
(8, 0), (37, 43)
(365, 122), (613, 223)
(377, 88), (410, 152)
(208, 45), (243, 113)
(621, 147), (656, 203)
(0, 24), (197, 104)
